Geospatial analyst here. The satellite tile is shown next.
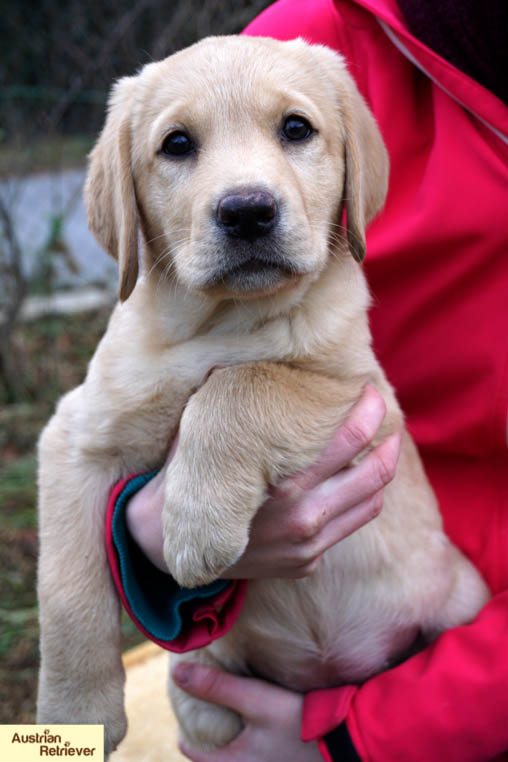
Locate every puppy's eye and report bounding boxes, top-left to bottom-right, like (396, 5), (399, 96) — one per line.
(161, 131), (194, 156)
(282, 115), (313, 141)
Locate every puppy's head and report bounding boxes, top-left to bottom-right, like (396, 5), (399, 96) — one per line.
(85, 36), (388, 302)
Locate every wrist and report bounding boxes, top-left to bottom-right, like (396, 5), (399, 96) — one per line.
(126, 468), (167, 571)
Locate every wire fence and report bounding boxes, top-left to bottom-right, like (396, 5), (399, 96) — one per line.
(0, 0), (272, 141)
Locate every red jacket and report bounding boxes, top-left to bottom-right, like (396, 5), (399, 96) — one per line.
(107, 2), (508, 760)
(244, 1), (508, 761)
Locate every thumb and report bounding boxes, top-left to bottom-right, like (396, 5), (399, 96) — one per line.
(171, 662), (287, 723)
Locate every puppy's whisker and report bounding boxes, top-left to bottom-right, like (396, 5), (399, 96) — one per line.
(146, 237), (190, 280)
(144, 231), (169, 246)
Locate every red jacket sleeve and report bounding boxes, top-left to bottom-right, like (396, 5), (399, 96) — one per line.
(303, 591), (508, 762)
(106, 474), (247, 652)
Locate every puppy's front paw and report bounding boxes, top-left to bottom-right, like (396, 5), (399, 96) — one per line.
(162, 479), (249, 587)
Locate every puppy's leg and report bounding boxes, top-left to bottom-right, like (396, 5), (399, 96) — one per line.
(424, 547), (490, 639)
(169, 649), (243, 751)
(163, 362), (379, 587)
(37, 414), (126, 757)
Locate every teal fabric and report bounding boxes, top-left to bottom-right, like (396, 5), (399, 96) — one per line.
(112, 471), (228, 641)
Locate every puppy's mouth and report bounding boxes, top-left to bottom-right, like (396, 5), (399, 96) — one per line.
(207, 254), (300, 293)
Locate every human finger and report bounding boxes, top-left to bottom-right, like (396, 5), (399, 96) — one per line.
(283, 490), (384, 577)
(223, 431), (401, 580)
(275, 384), (386, 497)
(284, 431), (401, 545)
(171, 662), (291, 724)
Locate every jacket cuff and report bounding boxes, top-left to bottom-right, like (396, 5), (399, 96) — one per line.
(106, 473), (247, 652)
(302, 685), (360, 760)
(302, 685), (357, 740)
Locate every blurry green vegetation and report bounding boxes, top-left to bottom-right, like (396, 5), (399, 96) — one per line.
(0, 308), (146, 723)
(0, 454), (38, 529)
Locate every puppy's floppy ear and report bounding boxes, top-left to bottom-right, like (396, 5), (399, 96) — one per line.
(306, 42), (389, 263)
(84, 76), (139, 301)
(341, 77), (389, 263)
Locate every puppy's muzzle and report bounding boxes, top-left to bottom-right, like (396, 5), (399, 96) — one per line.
(206, 187), (297, 293)
(217, 189), (278, 241)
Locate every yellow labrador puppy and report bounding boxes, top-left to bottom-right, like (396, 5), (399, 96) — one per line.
(37, 35), (489, 755)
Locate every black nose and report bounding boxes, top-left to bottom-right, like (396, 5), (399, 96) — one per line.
(216, 190), (278, 240)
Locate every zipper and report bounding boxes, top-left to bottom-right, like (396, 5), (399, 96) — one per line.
(377, 18), (508, 146)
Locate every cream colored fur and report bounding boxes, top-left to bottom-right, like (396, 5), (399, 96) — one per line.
(37, 36), (489, 757)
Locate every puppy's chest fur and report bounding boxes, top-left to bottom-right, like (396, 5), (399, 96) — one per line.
(74, 270), (370, 470)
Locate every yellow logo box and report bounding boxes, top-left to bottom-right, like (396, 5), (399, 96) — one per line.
(0, 726), (104, 761)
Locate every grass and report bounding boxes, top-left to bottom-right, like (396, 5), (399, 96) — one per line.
(0, 307), (145, 723)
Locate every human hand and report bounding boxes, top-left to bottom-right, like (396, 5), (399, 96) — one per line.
(172, 661), (322, 762)
(126, 384), (401, 577)
(225, 384), (400, 579)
